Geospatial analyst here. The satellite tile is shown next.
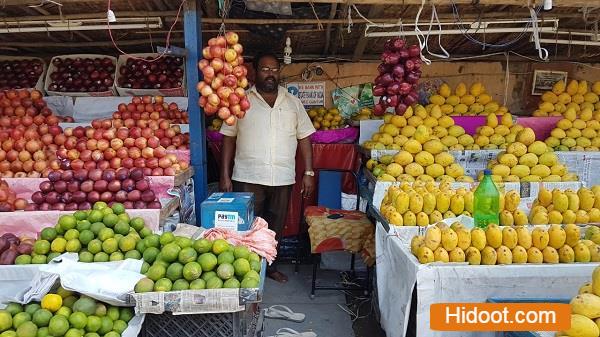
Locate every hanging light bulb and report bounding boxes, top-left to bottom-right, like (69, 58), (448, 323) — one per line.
(283, 37), (292, 64)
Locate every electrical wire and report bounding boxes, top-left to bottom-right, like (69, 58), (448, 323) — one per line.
(106, 0), (185, 62)
(450, 0), (544, 49)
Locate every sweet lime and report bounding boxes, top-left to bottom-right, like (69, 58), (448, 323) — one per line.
(142, 247), (159, 264)
(166, 263), (183, 281)
(233, 259), (251, 278)
(240, 277), (260, 288)
(139, 227), (152, 239)
(65, 239), (82, 253)
(113, 222), (129, 236)
(118, 308), (133, 323)
(106, 307), (119, 322)
(78, 252), (94, 263)
(87, 240), (102, 254)
(68, 312), (87, 330)
(174, 237), (193, 249)
(172, 279), (189, 291)
(111, 320), (127, 334)
(117, 213), (130, 224)
(200, 271), (217, 282)
(50, 238), (67, 253)
(193, 239), (212, 254)
(124, 250), (141, 260)
(146, 264), (166, 281)
(153, 259), (169, 269)
(89, 223), (105, 236)
(84, 316), (101, 333)
(64, 229), (79, 241)
(244, 270), (260, 281)
(55, 307), (71, 318)
(87, 211), (104, 224)
(16, 321), (37, 337)
(212, 239), (230, 255)
(129, 218), (145, 232)
(161, 243), (181, 263)
(197, 253), (218, 272)
(32, 255), (47, 264)
(84, 333), (99, 337)
(97, 317), (113, 336)
(101, 239), (118, 254)
(143, 235), (160, 249)
(153, 278), (173, 292)
(62, 296), (77, 309)
(189, 279), (206, 290)
(93, 202), (108, 211)
(64, 328), (83, 337)
(32, 309), (52, 328)
(94, 304), (106, 318)
(141, 262), (150, 274)
(182, 262), (202, 281)
(109, 252), (124, 261)
(12, 312), (30, 329)
(102, 214), (119, 229)
(135, 240), (146, 254)
(0, 310), (12, 332)
(111, 203), (125, 215)
(97, 228), (114, 242)
(250, 260), (261, 273)
(159, 232), (175, 246)
(48, 315), (69, 337)
(217, 251), (234, 265)
(46, 253), (61, 263)
(118, 236), (136, 252)
(76, 220), (91, 232)
(23, 304), (39, 315)
(178, 247), (197, 264)
(103, 332), (119, 337)
(134, 278), (154, 293)
(233, 246), (250, 260)
(78, 231), (94, 246)
(216, 263), (234, 280)
(73, 211), (88, 221)
(40, 228), (57, 242)
(206, 277), (223, 289)
(223, 278), (240, 289)
(58, 215), (77, 231)
(1, 330), (16, 337)
(36, 327), (48, 337)
(93, 252), (109, 262)
(5, 303), (23, 316)
(15, 255), (31, 265)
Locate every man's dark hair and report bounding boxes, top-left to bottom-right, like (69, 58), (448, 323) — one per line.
(253, 52), (279, 70)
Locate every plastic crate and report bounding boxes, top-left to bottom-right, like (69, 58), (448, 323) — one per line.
(487, 298), (569, 337)
(140, 303), (262, 337)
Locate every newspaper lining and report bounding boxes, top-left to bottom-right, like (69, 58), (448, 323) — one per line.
(132, 289), (244, 315)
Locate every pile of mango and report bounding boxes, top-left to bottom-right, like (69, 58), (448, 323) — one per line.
(534, 79), (600, 117)
(428, 82), (509, 116)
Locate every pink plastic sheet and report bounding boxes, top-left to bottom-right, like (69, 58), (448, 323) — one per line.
(310, 127), (359, 144)
(0, 209), (161, 238)
(4, 177), (178, 201)
(167, 149), (190, 163)
(451, 116), (560, 140)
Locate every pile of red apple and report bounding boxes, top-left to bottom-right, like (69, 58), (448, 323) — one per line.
(0, 59), (44, 90)
(48, 57), (116, 93)
(0, 178), (28, 211)
(118, 56), (184, 90)
(28, 168), (160, 211)
(113, 96), (189, 125)
(198, 31), (249, 126)
(58, 120), (189, 176)
(0, 90), (51, 117)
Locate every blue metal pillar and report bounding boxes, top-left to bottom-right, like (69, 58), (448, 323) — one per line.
(184, 0), (207, 225)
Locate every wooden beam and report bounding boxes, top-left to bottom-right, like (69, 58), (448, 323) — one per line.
(323, 3), (337, 55)
(0, 0), (597, 6)
(0, 38), (184, 48)
(151, 0), (168, 11)
(352, 5), (385, 61)
(329, 4), (349, 56)
(244, 0), (600, 6)
(28, 5), (95, 42)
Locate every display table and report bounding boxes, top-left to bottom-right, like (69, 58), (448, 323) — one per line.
(207, 142), (360, 236)
(375, 221), (595, 337)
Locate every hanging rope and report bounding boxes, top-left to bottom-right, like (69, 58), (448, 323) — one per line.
(309, 1), (324, 31)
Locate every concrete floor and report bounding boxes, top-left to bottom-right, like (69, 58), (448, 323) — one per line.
(261, 264), (356, 337)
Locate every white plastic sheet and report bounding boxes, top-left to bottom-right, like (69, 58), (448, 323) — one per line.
(0, 265), (44, 306)
(375, 222), (597, 337)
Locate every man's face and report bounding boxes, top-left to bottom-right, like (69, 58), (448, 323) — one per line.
(255, 56), (280, 93)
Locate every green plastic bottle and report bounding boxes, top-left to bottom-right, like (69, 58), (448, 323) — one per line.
(474, 169), (500, 228)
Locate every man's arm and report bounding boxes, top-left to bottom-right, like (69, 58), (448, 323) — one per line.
(219, 135), (236, 192)
(298, 136), (314, 198)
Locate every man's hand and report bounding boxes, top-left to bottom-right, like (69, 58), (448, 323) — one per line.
(301, 175), (315, 198)
(220, 176), (233, 192)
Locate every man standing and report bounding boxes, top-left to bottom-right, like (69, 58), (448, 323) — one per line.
(219, 52), (316, 283)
